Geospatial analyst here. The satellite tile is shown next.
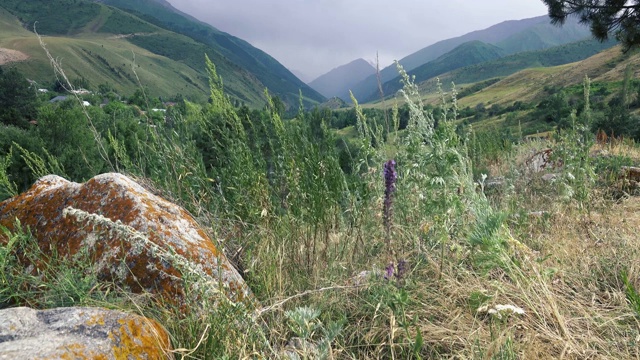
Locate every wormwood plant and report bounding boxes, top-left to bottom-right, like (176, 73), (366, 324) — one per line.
(393, 64), (500, 274)
(553, 76), (596, 211)
(284, 306), (343, 359)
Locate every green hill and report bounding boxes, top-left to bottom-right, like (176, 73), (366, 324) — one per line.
(0, 0), (324, 108)
(418, 38), (619, 95)
(366, 41), (505, 102)
(98, 0), (325, 106)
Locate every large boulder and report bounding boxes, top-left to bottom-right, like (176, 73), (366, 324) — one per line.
(0, 173), (252, 306)
(0, 306), (172, 359)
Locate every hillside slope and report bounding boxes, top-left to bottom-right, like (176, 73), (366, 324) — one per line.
(0, 0), (324, 107)
(367, 41), (505, 102)
(416, 38), (619, 97)
(455, 45), (638, 108)
(97, 0), (325, 106)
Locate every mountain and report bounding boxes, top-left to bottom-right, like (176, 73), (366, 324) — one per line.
(309, 59), (376, 99)
(97, 0), (325, 107)
(0, 0), (325, 108)
(342, 15), (592, 102)
(415, 37), (619, 96)
(367, 41), (505, 102)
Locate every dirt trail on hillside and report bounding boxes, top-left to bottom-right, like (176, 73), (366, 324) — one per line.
(0, 47), (29, 65)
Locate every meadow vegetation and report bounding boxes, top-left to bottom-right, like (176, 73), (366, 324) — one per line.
(1, 49), (640, 359)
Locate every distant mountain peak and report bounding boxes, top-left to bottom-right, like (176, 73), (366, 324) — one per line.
(309, 58), (375, 99)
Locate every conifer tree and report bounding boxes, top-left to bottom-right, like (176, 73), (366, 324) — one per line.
(542, 0), (640, 49)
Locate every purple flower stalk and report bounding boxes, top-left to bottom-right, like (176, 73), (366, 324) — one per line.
(384, 262), (395, 280)
(383, 259), (408, 281)
(383, 160), (397, 235)
(395, 259), (407, 280)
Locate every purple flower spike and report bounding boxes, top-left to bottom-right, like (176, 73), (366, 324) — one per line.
(395, 259), (407, 280)
(383, 160), (398, 194)
(383, 160), (397, 234)
(384, 262), (395, 280)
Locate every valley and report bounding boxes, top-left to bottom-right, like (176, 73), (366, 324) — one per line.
(1, 1), (640, 358)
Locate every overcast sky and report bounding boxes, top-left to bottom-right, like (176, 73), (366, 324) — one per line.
(167, 0), (549, 82)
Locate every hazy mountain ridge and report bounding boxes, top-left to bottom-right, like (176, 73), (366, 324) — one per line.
(308, 58), (375, 99)
(367, 41), (506, 102)
(339, 15), (591, 101)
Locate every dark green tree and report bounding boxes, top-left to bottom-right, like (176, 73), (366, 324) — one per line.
(542, 0), (640, 49)
(0, 67), (39, 128)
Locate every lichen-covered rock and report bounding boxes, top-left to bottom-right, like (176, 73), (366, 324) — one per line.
(0, 306), (172, 359)
(0, 173), (252, 305)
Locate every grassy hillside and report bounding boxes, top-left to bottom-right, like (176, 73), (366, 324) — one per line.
(0, 0), (323, 108)
(367, 41), (505, 102)
(452, 43), (629, 108)
(404, 38), (619, 101)
(98, 0), (325, 106)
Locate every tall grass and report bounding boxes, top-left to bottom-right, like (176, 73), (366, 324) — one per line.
(1, 50), (640, 359)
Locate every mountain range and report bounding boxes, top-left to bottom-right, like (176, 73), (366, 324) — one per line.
(0, 1), (620, 111)
(333, 15), (594, 102)
(0, 0), (325, 108)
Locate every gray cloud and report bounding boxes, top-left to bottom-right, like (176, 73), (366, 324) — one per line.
(168, 0), (549, 80)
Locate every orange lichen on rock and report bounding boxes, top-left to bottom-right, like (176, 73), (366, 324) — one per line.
(0, 306), (172, 359)
(0, 173), (253, 305)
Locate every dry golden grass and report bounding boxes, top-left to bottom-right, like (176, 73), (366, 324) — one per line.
(305, 140), (640, 359)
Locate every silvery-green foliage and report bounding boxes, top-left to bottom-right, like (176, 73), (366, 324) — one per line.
(395, 64), (481, 244)
(284, 306), (342, 360)
(553, 76), (596, 210)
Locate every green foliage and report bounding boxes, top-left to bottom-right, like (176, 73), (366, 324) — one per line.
(543, 0), (640, 49)
(0, 125), (47, 194)
(622, 270), (640, 318)
(553, 77), (596, 209)
(1, 0), (101, 35)
(285, 306), (343, 359)
(590, 65), (640, 139)
(0, 148), (18, 201)
(0, 67), (39, 128)
(34, 104), (106, 181)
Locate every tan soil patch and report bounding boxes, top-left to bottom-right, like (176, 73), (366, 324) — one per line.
(0, 47), (29, 65)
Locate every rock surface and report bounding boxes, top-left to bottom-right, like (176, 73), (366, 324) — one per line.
(620, 166), (640, 182)
(525, 148), (560, 173)
(0, 306), (172, 359)
(0, 173), (252, 305)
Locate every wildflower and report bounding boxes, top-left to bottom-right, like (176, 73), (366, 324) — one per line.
(395, 259), (407, 280)
(477, 304), (525, 319)
(383, 160), (397, 234)
(384, 262), (395, 280)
